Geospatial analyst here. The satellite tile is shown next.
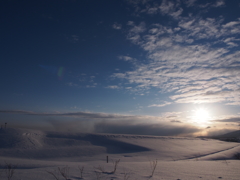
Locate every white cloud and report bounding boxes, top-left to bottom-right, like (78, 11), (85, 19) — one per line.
(125, 87), (132, 89)
(127, 0), (226, 17)
(118, 55), (134, 61)
(66, 35), (79, 43)
(106, 85), (120, 89)
(198, 3), (211, 8)
(148, 101), (172, 107)
(113, 4), (240, 106)
(146, 6), (159, 14)
(144, 0), (183, 18)
(112, 22), (122, 30)
(128, 21), (146, 33)
(127, 0), (150, 5)
(66, 82), (79, 87)
(184, 0), (197, 7)
(170, 8), (183, 19)
(86, 85), (96, 88)
(222, 21), (240, 28)
(128, 0), (184, 19)
(213, 0), (225, 7)
(159, 0), (176, 14)
(127, 21), (146, 44)
(71, 35), (79, 42)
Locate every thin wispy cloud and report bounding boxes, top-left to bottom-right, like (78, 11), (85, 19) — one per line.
(112, 22), (122, 30)
(127, 21), (146, 44)
(148, 101), (171, 107)
(170, 120), (182, 123)
(184, 0), (197, 7)
(0, 110), (136, 121)
(65, 35), (80, 43)
(158, 0), (182, 19)
(128, 0), (225, 16)
(118, 55), (134, 61)
(106, 85), (120, 89)
(0, 110), (161, 121)
(66, 82), (79, 87)
(213, 0), (225, 7)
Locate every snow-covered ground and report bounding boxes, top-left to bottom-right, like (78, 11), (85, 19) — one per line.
(0, 128), (239, 180)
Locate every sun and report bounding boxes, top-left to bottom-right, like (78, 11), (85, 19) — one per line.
(192, 108), (211, 125)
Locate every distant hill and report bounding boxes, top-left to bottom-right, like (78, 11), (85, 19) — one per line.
(213, 130), (240, 142)
(217, 130), (240, 138)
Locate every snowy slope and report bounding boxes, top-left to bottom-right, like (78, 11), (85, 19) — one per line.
(0, 128), (239, 180)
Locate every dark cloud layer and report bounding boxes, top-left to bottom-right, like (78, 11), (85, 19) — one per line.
(0, 110), (34, 114)
(0, 109), (200, 136)
(0, 110), (133, 119)
(94, 120), (200, 136)
(214, 117), (240, 123)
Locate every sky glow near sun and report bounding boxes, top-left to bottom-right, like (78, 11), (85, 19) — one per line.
(192, 108), (211, 126)
(1, 0), (240, 136)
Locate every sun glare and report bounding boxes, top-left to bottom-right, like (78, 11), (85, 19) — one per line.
(192, 108), (211, 126)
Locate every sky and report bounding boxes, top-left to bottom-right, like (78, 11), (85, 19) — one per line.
(1, 0), (240, 136)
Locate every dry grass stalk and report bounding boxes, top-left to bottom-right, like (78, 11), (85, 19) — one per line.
(94, 165), (105, 173)
(5, 161), (17, 180)
(46, 169), (60, 180)
(58, 166), (70, 180)
(78, 165), (84, 178)
(111, 159), (120, 174)
(123, 169), (130, 180)
(94, 171), (102, 180)
(150, 159), (158, 177)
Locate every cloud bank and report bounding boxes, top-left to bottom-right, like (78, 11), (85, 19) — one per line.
(0, 110), (200, 136)
(2, 109), (239, 136)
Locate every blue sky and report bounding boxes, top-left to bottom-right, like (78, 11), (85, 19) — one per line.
(1, 0), (240, 136)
